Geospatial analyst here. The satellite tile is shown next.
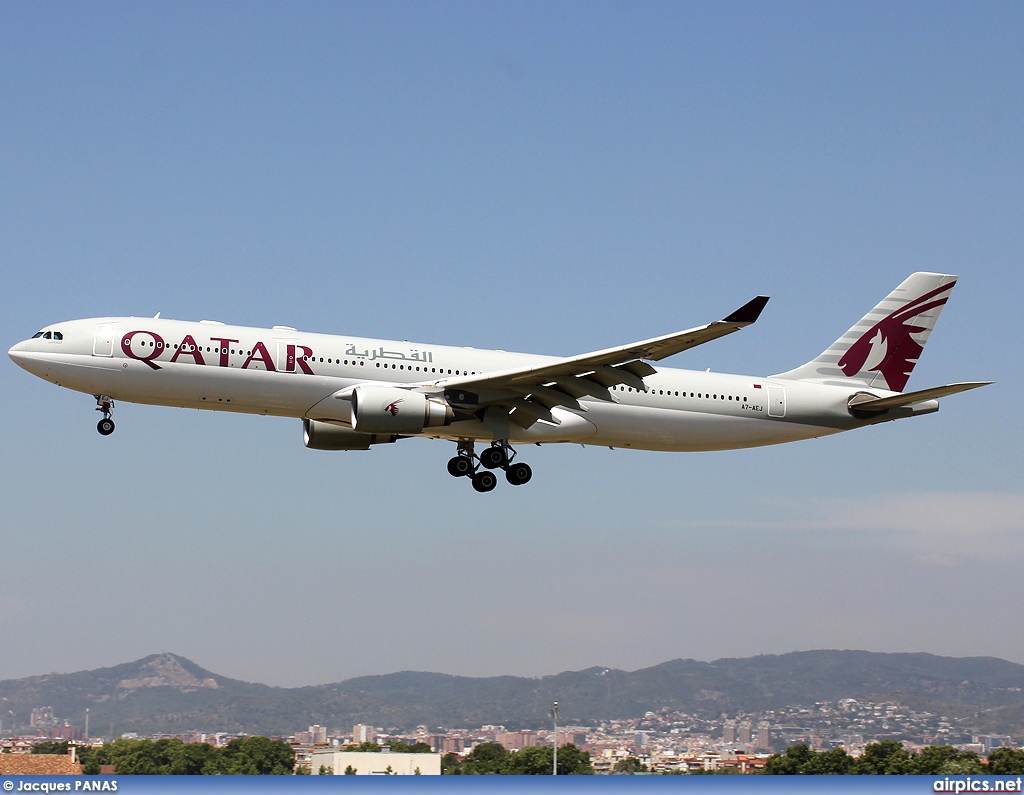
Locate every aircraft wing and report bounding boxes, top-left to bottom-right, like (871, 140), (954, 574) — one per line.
(429, 296), (769, 428)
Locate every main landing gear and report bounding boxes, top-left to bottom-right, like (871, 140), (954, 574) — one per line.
(447, 440), (532, 492)
(95, 395), (115, 436)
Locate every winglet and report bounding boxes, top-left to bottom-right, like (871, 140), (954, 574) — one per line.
(723, 296), (770, 325)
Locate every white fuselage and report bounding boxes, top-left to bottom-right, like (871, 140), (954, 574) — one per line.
(8, 317), (926, 452)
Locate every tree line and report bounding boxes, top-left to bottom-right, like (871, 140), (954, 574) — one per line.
(33, 737), (295, 775)
(763, 742), (1024, 775)
(29, 737), (1024, 776)
(442, 742), (594, 774)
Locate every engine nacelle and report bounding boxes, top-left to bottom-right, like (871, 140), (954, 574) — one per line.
(303, 419), (397, 451)
(351, 386), (454, 434)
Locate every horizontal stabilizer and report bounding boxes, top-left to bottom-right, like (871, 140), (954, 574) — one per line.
(848, 381), (991, 412)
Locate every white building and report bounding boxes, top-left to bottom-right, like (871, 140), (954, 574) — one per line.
(311, 749), (441, 776)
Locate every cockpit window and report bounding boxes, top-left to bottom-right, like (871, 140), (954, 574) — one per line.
(42, 332), (52, 339)
(32, 331), (44, 338)
(53, 332), (63, 340)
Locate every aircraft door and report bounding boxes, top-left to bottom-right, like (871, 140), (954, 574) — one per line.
(277, 340), (296, 372)
(93, 324), (116, 357)
(767, 386), (786, 417)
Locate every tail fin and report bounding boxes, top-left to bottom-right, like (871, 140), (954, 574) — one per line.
(772, 272), (957, 392)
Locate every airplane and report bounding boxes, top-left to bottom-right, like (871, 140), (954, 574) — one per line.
(8, 272), (989, 492)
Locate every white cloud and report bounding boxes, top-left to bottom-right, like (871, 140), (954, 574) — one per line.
(660, 492), (1024, 566)
(844, 492), (1024, 565)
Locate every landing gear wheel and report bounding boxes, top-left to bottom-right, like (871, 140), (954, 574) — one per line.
(471, 471), (498, 493)
(480, 446), (508, 469)
(447, 456), (473, 477)
(505, 462), (532, 485)
(94, 395), (115, 434)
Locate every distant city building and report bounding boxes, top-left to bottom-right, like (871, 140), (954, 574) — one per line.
(310, 725), (327, 744)
(48, 724), (82, 742)
(352, 724), (377, 745)
(976, 735), (1014, 754)
(558, 730), (587, 747)
(30, 708), (57, 730)
(738, 721), (752, 745)
(756, 721), (770, 750)
(722, 719), (736, 745)
(439, 737), (466, 754)
(497, 730), (537, 751)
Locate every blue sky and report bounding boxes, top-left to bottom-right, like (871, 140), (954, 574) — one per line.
(1, 2), (1021, 689)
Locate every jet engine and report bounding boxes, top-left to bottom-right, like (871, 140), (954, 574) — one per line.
(351, 386), (454, 434)
(303, 419), (397, 450)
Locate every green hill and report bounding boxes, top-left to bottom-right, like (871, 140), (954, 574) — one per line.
(2, 650), (1023, 737)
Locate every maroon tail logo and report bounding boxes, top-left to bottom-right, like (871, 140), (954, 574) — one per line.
(385, 399), (404, 416)
(838, 282), (954, 392)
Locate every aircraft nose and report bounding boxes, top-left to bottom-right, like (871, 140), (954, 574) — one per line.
(8, 340), (32, 368)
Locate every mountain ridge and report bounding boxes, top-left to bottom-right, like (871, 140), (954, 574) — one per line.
(2, 650), (1023, 738)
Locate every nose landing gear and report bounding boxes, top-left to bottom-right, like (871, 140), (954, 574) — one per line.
(446, 440), (532, 491)
(95, 395), (115, 436)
